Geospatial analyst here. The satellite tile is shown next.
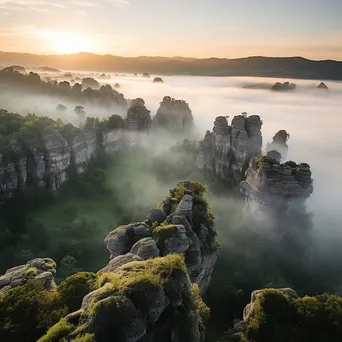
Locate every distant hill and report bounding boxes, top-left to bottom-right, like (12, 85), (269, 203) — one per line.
(0, 51), (342, 80)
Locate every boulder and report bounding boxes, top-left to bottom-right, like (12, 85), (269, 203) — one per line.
(130, 238), (160, 260)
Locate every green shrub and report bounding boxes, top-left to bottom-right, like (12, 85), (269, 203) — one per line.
(58, 272), (98, 312)
(0, 280), (67, 342)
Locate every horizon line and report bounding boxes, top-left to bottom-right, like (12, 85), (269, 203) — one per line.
(0, 50), (341, 63)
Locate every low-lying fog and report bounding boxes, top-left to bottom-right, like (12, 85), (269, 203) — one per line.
(1, 73), (341, 241)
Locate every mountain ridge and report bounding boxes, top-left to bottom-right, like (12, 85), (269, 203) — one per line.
(1, 51), (342, 80)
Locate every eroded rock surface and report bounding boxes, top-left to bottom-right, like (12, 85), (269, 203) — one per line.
(201, 115), (263, 185)
(240, 154), (313, 221)
(104, 181), (218, 295)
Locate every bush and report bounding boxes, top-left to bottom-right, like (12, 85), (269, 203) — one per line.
(58, 272), (98, 312)
(0, 280), (67, 342)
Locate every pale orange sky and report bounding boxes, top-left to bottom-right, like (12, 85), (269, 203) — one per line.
(0, 0), (342, 60)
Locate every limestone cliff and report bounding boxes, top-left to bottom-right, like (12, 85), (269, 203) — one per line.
(239, 152), (313, 221)
(199, 115), (262, 185)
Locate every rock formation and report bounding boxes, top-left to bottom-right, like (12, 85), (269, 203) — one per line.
(239, 152), (313, 221)
(199, 114), (263, 185)
(39, 255), (208, 342)
(32, 181), (216, 342)
(266, 130), (290, 160)
(271, 81), (296, 91)
(153, 77), (164, 83)
(0, 258), (57, 293)
(317, 82), (329, 91)
(0, 111), (152, 204)
(153, 96), (195, 134)
(103, 181), (217, 295)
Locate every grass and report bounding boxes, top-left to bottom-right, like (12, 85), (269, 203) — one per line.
(37, 319), (74, 342)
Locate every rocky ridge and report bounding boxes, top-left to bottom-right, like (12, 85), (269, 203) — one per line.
(198, 114), (263, 185)
(103, 181), (217, 295)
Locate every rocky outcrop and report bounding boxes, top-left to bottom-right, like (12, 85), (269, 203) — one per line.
(153, 96), (194, 134)
(317, 82), (329, 91)
(104, 181), (217, 295)
(153, 77), (164, 83)
(266, 130), (290, 160)
(271, 81), (296, 91)
(200, 115), (263, 185)
(6, 181), (214, 342)
(0, 258), (57, 293)
(40, 255), (208, 342)
(234, 288), (298, 332)
(240, 152), (313, 221)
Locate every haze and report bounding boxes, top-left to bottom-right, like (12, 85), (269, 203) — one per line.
(1, 73), (341, 241)
(1, 0), (342, 60)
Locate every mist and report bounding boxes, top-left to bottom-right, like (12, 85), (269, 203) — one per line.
(1, 71), (342, 280)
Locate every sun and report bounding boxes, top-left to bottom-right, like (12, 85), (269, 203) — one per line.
(51, 32), (93, 54)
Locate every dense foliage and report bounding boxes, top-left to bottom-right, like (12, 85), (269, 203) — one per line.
(0, 272), (99, 342)
(232, 289), (342, 342)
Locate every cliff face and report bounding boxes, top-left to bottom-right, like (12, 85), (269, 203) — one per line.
(0, 120), (149, 204)
(239, 152), (313, 221)
(199, 115), (262, 185)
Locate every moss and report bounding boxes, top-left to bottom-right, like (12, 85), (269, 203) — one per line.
(37, 319), (74, 342)
(24, 266), (38, 279)
(170, 184), (188, 202)
(58, 272), (98, 312)
(255, 152), (264, 169)
(153, 222), (178, 247)
(192, 284), (211, 322)
(70, 333), (95, 342)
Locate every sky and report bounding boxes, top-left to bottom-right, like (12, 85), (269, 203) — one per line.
(0, 0), (341, 60)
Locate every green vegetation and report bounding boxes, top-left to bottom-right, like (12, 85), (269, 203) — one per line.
(239, 289), (342, 342)
(0, 280), (67, 342)
(58, 272), (98, 312)
(0, 271), (100, 342)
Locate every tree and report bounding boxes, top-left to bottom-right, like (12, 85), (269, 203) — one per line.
(56, 104), (67, 112)
(74, 106), (86, 122)
(58, 255), (79, 279)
